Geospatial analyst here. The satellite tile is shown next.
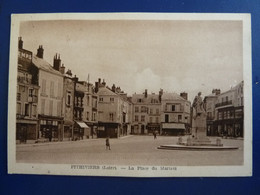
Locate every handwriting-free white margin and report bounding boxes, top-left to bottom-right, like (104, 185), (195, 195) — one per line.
(8, 13), (252, 177)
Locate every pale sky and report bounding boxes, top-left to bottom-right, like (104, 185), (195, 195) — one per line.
(20, 20), (243, 101)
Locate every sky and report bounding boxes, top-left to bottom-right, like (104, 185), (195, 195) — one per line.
(19, 20), (243, 101)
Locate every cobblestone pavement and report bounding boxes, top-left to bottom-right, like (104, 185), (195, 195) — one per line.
(16, 135), (244, 166)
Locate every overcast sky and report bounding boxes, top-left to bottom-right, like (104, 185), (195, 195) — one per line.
(20, 20), (243, 101)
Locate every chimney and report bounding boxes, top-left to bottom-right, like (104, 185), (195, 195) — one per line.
(53, 53), (61, 71)
(144, 89), (148, 98)
(112, 84), (116, 92)
(95, 82), (99, 93)
(66, 69), (72, 77)
(102, 79), (106, 86)
(212, 89), (221, 95)
(72, 75), (78, 82)
(36, 45), (44, 58)
(98, 78), (101, 84)
(18, 37), (23, 49)
(60, 64), (65, 74)
(215, 89), (221, 95)
(159, 89), (163, 102)
(180, 92), (188, 100)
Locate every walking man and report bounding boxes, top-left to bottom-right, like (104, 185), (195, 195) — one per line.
(153, 131), (157, 139)
(106, 137), (111, 150)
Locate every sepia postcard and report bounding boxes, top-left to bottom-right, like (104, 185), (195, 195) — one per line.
(8, 13), (252, 177)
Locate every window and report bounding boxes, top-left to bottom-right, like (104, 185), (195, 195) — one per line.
(41, 79), (46, 94)
(99, 97), (103, 102)
(87, 112), (89, 120)
(41, 99), (45, 114)
(17, 103), (21, 114)
(110, 97), (114, 102)
(156, 108), (159, 114)
(50, 81), (54, 97)
(156, 117), (159, 123)
(172, 105), (175, 111)
(178, 115), (182, 122)
(135, 107), (139, 113)
(29, 89), (33, 97)
(87, 96), (90, 106)
(149, 117), (153, 123)
(141, 115), (145, 122)
(58, 82), (62, 98)
(109, 113), (114, 121)
(165, 114), (169, 123)
(49, 100), (53, 116)
(150, 108), (153, 114)
(226, 96), (228, 102)
(57, 102), (61, 116)
(32, 105), (37, 117)
(17, 93), (21, 101)
(141, 106), (146, 113)
(25, 104), (29, 116)
(223, 111), (227, 119)
(135, 115), (138, 122)
(93, 113), (96, 121)
(67, 93), (71, 106)
(218, 112), (222, 120)
(138, 98), (142, 103)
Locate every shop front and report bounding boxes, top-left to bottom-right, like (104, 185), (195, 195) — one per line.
(16, 118), (38, 144)
(161, 123), (185, 136)
(147, 123), (160, 134)
(73, 121), (90, 140)
(63, 120), (73, 141)
(97, 122), (120, 138)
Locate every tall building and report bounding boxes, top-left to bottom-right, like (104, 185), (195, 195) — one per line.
(204, 89), (220, 136)
(72, 76), (90, 140)
(16, 37), (40, 143)
(161, 92), (191, 135)
(214, 81), (244, 137)
(32, 47), (64, 142)
(96, 80), (131, 138)
(61, 66), (75, 141)
(131, 89), (161, 134)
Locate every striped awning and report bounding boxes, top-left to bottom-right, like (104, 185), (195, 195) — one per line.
(75, 121), (89, 128)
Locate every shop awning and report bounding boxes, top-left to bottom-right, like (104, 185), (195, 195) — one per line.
(162, 123), (185, 130)
(75, 121), (89, 128)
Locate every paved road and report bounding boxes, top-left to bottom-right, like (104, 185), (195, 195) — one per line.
(16, 135), (243, 166)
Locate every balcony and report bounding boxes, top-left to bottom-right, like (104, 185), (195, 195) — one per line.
(17, 76), (32, 84)
(215, 100), (232, 108)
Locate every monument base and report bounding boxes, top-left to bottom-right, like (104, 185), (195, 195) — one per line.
(157, 144), (238, 150)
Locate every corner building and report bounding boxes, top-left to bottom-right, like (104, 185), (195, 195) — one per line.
(161, 92), (191, 136)
(16, 37), (40, 143)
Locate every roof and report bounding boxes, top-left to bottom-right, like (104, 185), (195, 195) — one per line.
(32, 55), (63, 76)
(97, 87), (118, 96)
(161, 92), (186, 101)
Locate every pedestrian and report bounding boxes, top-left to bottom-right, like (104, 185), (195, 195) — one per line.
(106, 137), (111, 150)
(153, 131), (157, 139)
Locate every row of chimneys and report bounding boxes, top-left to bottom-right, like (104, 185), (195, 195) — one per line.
(19, 37), (73, 76)
(142, 89), (188, 101)
(212, 89), (221, 95)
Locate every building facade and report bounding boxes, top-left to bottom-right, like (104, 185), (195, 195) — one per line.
(16, 37), (39, 143)
(204, 89), (220, 136)
(161, 92), (191, 136)
(32, 48), (64, 142)
(131, 89), (161, 135)
(96, 80), (131, 138)
(61, 67), (75, 141)
(214, 81), (244, 137)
